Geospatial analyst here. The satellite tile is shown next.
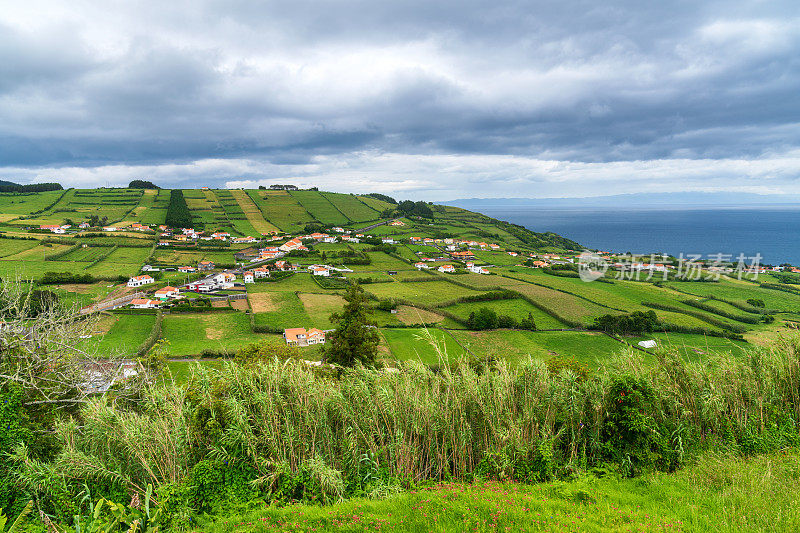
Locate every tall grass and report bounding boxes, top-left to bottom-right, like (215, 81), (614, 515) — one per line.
(28, 333), (800, 514)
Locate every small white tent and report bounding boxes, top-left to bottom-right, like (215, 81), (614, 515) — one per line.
(638, 340), (657, 349)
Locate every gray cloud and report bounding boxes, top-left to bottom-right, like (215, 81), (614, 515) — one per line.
(0, 0), (799, 197)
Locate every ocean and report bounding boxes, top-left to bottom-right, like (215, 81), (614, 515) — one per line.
(471, 205), (800, 266)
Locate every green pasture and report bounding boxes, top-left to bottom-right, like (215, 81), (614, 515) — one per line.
(379, 327), (467, 364)
(289, 190), (349, 225)
(246, 189), (315, 232)
(443, 297), (568, 329)
(448, 329), (627, 366)
(366, 280), (487, 307)
(320, 192), (380, 222)
(161, 311), (269, 356)
(79, 313), (156, 357)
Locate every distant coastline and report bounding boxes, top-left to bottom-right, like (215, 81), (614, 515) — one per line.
(444, 201), (800, 265)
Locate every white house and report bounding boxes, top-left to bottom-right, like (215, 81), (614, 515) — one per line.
(311, 266), (330, 277)
(414, 262), (430, 269)
(382, 238), (395, 244)
(284, 328), (326, 347)
(243, 271), (255, 283)
(154, 286), (180, 299)
(213, 272), (236, 288)
(438, 264), (456, 273)
(130, 298), (160, 309)
(468, 265), (490, 275)
(127, 275), (154, 288)
(252, 266), (270, 278)
(323, 236), (338, 243)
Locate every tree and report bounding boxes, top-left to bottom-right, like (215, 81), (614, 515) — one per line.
(128, 180), (159, 189)
(467, 307), (499, 330)
(324, 284), (380, 367)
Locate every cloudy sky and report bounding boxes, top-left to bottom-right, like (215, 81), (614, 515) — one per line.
(1, 0), (799, 199)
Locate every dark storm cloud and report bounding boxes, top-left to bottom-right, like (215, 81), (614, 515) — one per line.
(0, 0), (799, 197)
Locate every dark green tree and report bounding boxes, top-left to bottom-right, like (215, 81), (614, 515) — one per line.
(324, 284), (380, 367)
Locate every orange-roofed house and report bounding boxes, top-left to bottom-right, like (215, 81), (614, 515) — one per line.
(284, 327), (326, 346)
(438, 264), (456, 273)
(127, 275), (154, 288)
(154, 286), (179, 299)
(130, 298), (160, 309)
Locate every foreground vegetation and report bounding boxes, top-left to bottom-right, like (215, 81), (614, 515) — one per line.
(205, 451), (800, 532)
(4, 326), (800, 530)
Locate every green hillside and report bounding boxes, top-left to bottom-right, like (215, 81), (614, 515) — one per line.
(1, 186), (798, 364)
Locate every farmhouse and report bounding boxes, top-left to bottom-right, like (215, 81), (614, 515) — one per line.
(102, 226), (117, 232)
(279, 238), (304, 252)
(40, 225), (64, 233)
(253, 266), (270, 278)
(311, 266), (330, 277)
(129, 298), (160, 309)
(438, 264), (456, 273)
(451, 251), (475, 260)
(468, 265), (490, 274)
(414, 262), (430, 269)
(178, 266), (196, 273)
(154, 286), (180, 299)
(382, 237), (396, 244)
(78, 222), (90, 229)
(389, 220), (405, 226)
(243, 271), (255, 283)
(198, 260), (215, 271)
(127, 275), (154, 287)
(283, 328), (326, 346)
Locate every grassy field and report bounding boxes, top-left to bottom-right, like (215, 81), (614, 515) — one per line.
(202, 451), (800, 533)
(161, 312), (273, 356)
(289, 190), (350, 225)
(230, 189), (280, 234)
(379, 327), (467, 364)
(448, 329), (627, 366)
(247, 189), (315, 232)
(78, 313), (156, 356)
(320, 192), (380, 222)
(443, 297), (568, 329)
(4, 187), (800, 368)
(366, 280), (488, 307)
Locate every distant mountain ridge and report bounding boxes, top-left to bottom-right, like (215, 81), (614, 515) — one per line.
(446, 192), (800, 209)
